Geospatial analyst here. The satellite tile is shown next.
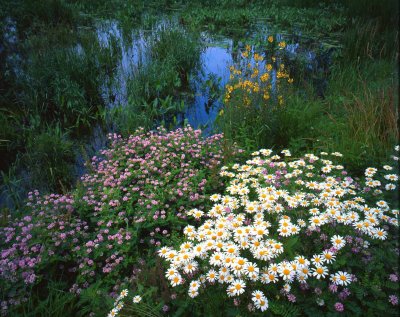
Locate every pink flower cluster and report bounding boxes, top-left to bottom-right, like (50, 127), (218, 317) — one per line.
(71, 126), (231, 286)
(0, 126), (234, 310)
(80, 126), (225, 221)
(0, 191), (89, 309)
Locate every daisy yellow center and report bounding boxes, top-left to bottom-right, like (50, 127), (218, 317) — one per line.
(283, 269), (290, 275)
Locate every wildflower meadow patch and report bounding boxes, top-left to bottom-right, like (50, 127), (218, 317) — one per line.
(112, 145), (399, 316)
(1, 127), (398, 316)
(0, 126), (240, 316)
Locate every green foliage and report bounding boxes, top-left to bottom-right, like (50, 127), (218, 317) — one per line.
(244, 60), (399, 175)
(270, 301), (301, 317)
(0, 160), (24, 210)
(25, 125), (75, 192)
(182, 2), (346, 39)
(127, 26), (200, 107)
(111, 96), (185, 136)
(77, 282), (115, 317)
(150, 28), (201, 81)
(128, 60), (182, 104)
(7, 280), (78, 317)
(19, 33), (110, 131)
(341, 19), (398, 61)
(318, 61), (398, 173)
(4, 0), (79, 34)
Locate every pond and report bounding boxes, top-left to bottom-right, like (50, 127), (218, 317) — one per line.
(0, 14), (336, 209)
(74, 15), (334, 172)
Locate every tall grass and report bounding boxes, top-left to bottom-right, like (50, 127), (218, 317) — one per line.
(321, 62), (398, 171)
(9, 280), (78, 317)
(150, 28), (201, 81)
(128, 26), (200, 103)
(3, 0), (80, 36)
(19, 32), (115, 132)
(273, 60), (398, 173)
(341, 19), (398, 61)
(25, 125), (75, 192)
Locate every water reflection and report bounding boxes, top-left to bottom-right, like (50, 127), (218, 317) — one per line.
(0, 15), (336, 209)
(184, 43), (233, 134)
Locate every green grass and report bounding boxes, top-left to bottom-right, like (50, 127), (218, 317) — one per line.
(274, 60), (398, 174)
(25, 125), (75, 192)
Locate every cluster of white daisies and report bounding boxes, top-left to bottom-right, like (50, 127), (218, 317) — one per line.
(107, 289), (142, 317)
(159, 146), (399, 311)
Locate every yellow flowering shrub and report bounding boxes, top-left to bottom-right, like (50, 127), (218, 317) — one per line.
(223, 42), (292, 109)
(217, 41), (294, 150)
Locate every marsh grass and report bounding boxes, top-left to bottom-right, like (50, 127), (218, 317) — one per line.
(341, 19), (399, 61)
(128, 60), (182, 104)
(128, 27), (200, 103)
(217, 102), (279, 152)
(111, 96), (185, 136)
(150, 28), (201, 82)
(0, 160), (24, 210)
(119, 26), (201, 135)
(0, 1), (399, 313)
(320, 62), (398, 172)
(3, 279), (79, 317)
(20, 35), (113, 132)
(273, 60), (398, 173)
(25, 125), (75, 192)
(0, 18), (120, 194)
